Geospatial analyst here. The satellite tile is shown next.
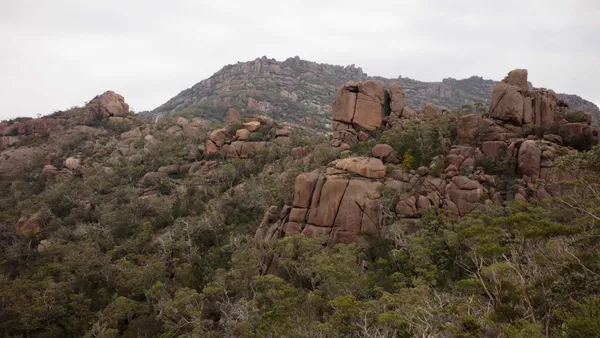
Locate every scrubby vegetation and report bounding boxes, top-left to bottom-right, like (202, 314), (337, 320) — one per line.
(2, 107), (600, 338)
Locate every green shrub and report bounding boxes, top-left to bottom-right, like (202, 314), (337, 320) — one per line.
(476, 155), (516, 177)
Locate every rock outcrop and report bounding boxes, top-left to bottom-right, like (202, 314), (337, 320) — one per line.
(200, 114), (291, 160)
(145, 56), (600, 131)
(254, 168), (383, 247)
(255, 68), (598, 253)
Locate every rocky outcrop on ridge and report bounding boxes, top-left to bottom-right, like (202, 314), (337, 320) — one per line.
(144, 57), (600, 131)
(254, 69), (598, 255)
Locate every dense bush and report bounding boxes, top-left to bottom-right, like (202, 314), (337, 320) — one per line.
(378, 114), (456, 167)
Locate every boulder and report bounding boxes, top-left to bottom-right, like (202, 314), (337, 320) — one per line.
(371, 144), (394, 159)
(334, 157), (386, 179)
(448, 176), (484, 216)
(235, 128), (251, 140)
(456, 114), (481, 140)
(423, 103), (441, 120)
(64, 157), (81, 171)
(205, 140), (219, 155)
(491, 82), (524, 124)
(396, 196), (417, 217)
(354, 81), (387, 130)
(389, 84), (406, 116)
(503, 69), (529, 92)
(209, 129), (227, 147)
(98, 91), (129, 117)
(518, 140), (541, 179)
(332, 82), (358, 123)
(244, 121), (261, 132)
(332, 80), (387, 132)
(15, 211), (55, 235)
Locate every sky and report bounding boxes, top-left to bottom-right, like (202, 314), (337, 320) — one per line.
(0, 0), (598, 119)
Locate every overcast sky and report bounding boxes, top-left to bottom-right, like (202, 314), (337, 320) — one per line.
(1, 0), (598, 120)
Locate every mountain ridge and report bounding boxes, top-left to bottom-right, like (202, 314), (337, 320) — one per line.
(141, 56), (600, 129)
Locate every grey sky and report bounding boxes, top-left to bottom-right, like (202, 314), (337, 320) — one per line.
(1, 0), (598, 119)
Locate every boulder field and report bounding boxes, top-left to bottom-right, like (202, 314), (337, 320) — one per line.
(255, 69), (599, 255)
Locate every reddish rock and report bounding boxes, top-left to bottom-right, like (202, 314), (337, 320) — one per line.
(226, 108), (241, 125)
(456, 114), (481, 140)
(244, 121), (261, 132)
(209, 128), (227, 147)
(481, 141), (507, 158)
(176, 117), (189, 127)
(98, 91), (129, 117)
(333, 180), (382, 234)
(334, 157), (386, 179)
(389, 84), (406, 116)
(417, 195), (432, 213)
(371, 144), (394, 159)
(332, 80), (387, 132)
(532, 89), (557, 127)
(396, 196), (417, 217)
(503, 69), (529, 92)
(491, 82), (524, 124)
(235, 128), (251, 140)
(306, 178), (349, 227)
(292, 171), (321, 208)
(518, 140), (541, 179)
(15, 211), (55, 235)
(423, 103), (441, 120)
(523, 97), (534, 124)
(332, 82), (358, 123)
(205, 140), (218, 155)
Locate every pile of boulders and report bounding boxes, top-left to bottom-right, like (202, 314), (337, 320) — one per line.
(255, 68), (598, 251)
(202, 110), (291, 159)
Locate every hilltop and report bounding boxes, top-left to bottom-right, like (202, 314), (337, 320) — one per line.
(142, 56), (600, 130)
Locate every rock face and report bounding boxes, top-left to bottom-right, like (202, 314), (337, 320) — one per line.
(490, 69), (559, 128)
(332, 80), (388, 142)
(254, 169), (383, 247)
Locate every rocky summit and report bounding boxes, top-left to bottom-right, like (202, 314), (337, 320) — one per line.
(143, 56), (600, 131)
(2, 64), (600, 337)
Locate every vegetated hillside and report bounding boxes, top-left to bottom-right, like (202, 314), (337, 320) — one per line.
(143, 56), (600, 130)
(1, 67), (600, 338)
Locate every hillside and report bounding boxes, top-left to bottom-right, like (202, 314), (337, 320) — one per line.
(144, 56), (600, 130)
(1, 69), (600, 337)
